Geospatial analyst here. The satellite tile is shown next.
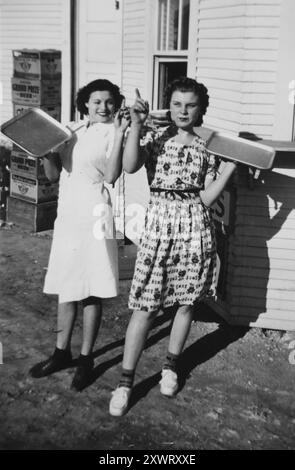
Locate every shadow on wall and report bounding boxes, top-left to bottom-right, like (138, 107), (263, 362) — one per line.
(228, 152), (295, 326)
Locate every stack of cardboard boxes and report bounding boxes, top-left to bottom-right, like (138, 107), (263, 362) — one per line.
(7, 49), (62, 232)
(11, 49), (62, 120)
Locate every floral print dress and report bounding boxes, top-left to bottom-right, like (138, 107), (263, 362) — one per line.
(128, 125), (219, 313)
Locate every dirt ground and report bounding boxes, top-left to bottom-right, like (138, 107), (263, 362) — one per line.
(0, 225), (295, 451)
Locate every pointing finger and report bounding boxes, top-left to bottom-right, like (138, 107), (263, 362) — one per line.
(135, 88), (141, 99)
(120, 98), (126, 109)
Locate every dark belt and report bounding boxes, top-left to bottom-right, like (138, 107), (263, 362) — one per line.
(150, 187), (200, 200)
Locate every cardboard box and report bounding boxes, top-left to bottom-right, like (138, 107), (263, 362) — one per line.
(6, 196), (57, 232)
(12, 49), (61, 79)
(10, 172), (58, 203)
(13, 103), (61, 122)
(11, 77), (61, 106)
(10, 147), (46, 179)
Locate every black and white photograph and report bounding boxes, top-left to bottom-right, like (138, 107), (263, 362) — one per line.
(0, 0), (295, 454)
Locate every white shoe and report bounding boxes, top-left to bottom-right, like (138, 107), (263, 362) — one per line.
(159, 369), (178, 397)
(109, 386), (132, 417)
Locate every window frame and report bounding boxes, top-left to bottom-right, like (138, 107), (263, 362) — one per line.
(151, 0), (198, 109)
(153, 55), (188, 109)
(156, 0), (190, 53)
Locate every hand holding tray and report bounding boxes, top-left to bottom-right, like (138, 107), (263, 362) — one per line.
(0, 108), (73, 157)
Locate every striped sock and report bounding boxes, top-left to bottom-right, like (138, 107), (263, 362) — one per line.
(119, 368), (135, 389)
(163, 352), (179, 373)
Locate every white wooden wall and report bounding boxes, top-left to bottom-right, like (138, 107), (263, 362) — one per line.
(122, 0), (156, 104)
(121, 0), (151, 243)
(196, 0), (282, 139)
(228, 166), (295, 330)
(273, 0), (295, 140)
(76, 0), (122, 89)
(0, 0), (71, 125)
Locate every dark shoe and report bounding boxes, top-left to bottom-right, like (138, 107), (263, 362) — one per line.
(29, 348), (72, 378)
(71, 355), (94, 392)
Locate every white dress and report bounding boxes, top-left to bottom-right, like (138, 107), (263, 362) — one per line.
(43, 121), (119, 303)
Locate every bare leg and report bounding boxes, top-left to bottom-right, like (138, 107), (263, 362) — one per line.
(157, 305), (195, 397)
(56, 301), (78, 351)
(81, 297), (102, 356)
(167, 305), (194, 355)
(109, 309), (159, 416)
(122, 309), (158, 370)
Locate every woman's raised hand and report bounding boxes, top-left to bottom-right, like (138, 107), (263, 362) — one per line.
(130, 88), (149, 124)
(114, 98), (131, 132)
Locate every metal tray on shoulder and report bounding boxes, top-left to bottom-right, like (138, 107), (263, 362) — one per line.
(205, 131), (276, 169)
(0, 108), (72, 157)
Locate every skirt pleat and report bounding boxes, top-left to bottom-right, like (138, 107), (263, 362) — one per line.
(129, 195), (217, 312)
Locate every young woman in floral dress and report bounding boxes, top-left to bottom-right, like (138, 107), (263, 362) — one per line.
(109, 77), (237, 416)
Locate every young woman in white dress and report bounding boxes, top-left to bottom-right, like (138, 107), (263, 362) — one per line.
(30, 79), (130, 391)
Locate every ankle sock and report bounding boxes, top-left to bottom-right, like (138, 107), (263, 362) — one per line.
(163, 352), (179, 372)
(53, 347), (71, 359)
(119, 368), (135, 389)
(77, 353), (93, 367)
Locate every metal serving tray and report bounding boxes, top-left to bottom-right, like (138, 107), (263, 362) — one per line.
(205, 131), (276, 169)
(259, 139), (295, 152)
(0, 108), (72, 157)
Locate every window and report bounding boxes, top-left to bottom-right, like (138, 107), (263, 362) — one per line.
(153, 0), (190, 109)
(154, 58), (187, 109)
(157, 0), (190, 52)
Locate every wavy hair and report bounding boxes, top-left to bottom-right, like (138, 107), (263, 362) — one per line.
(164, 77), (209, 126)
(76, 79), (124, 116)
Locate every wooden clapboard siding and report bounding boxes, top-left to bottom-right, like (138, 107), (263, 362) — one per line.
(231, 266), (295, 281)
(230, 256), (294, 270)
(231, 287), (295, 302)
(121, 0), (147, 104)
(235, 216), (295, 230)
(241, 226), (295, 238)
(218, 166), (295, 330)
(231, 308), (295, 322)
(121, 0), (150, 243)
(237, 206), (295, 220)
(196, 0), (281, 138)
(234, 236), (295, 249)
(233, 276), (295, 290)
(208, 299), (295, 330)
(0, 0), (70, 124)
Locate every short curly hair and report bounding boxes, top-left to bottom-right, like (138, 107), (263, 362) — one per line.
(76, 79), (124, 116)
(164, 77), (209, 126)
